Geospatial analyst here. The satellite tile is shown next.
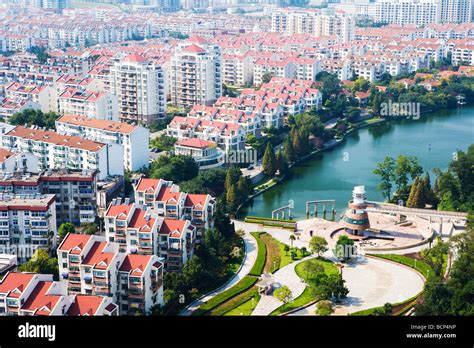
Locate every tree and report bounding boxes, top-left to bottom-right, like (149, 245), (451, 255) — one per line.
(289, 234), (296, 248)
(315, 300), (334, 316)
(275, 151), (288, 177)
(421, 237), (449, 278)
(335, 235), (355, 261)
(394, 155), (423, 199)
(282, 137), (296, 163)
(309, 236), (328, 257)
(225, 165), (241, 193)
(407, 177), (421, 208)
(18, 249), (59, 280)
(373, 156), (396, 200)
(274, 286), (292, 303)
(262, 142), (277, 176)
(327, 273), (349, 302)
(9, 109), (58, 130)
(302, 260), (324, 280)
(226, 183), (238, 213)
(301, 247), (307, 256)
(261, 72), (272, 84)
(284, 245), (290, 256)
(81, 222), (98, 235)
(150, 155), (199, 183)
(58, 222), (75, 240)
(237, 175), (252, 201)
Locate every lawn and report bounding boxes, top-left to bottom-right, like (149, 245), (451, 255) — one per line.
(270, 257), (338, 315)
(223, 292), (261, 316)
(192, 276), (257, 316)
(371, 254), (434, 279)
(279, 243), (307, 268)
(249, 232), (267, 276)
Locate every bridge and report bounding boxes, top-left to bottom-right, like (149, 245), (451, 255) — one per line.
(365, 202), (468, 222)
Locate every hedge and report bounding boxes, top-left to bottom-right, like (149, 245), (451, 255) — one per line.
(211, 287), (259, 316)
(245, 216), (296, 223)
(249, 232), (267, 276)
(369, 254), (434, 279)
(192, 276), (258, 316)
(245, 219), (296, 230)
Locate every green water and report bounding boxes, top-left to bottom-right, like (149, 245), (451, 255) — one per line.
(240, 106), (474, 220)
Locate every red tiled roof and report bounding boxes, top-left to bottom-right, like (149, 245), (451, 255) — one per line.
(0, 147), (14, 163)
(0, 272), (35, 296)
(176, 138), (216, 149)
(20, 281), (61, 316)
(82, 242), (115, 269)
(5, 126), (105, 152)
(57, 114), (137, 134)
(105, 204), (133, 220)
(67, 295), (104, 316)
(119, 254), (151, 275)
(58, 233), (92, 255)
(135, 178), (161, 192)
(160, 219), (187, 237)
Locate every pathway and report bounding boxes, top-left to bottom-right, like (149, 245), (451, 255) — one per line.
(179, 227), (258, 315)
(236, 220), (425, 316)
(251, 255), (315, 316)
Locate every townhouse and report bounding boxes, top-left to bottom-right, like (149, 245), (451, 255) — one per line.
(0, 148), (38, 174)
(0, 271), (118, 316)
(0, 193), (57, 260)
(0, 126), (123, 180)
(55, 114), (149, 171)
(4, 82), (58, 113)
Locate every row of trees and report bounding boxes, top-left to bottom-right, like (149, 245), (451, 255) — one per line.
(9, 109), (58, 130)
(225, 165), (252, 212)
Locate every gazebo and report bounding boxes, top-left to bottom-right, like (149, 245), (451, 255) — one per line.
(256, 273), (274, 295)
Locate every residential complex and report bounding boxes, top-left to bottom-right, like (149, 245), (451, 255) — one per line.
(57, 233), (164, 315)
(0, 271), (119, 316)
(0, 193), (57, 260)
(170, 38), (223, 107)
(0, 126), (124, 180)
(109, 54), (166, 126)
(55, 115), (149, 171)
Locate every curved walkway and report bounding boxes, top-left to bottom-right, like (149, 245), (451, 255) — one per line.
(179, 226), (258, 316)
(290, 255), (425, 316)
(238, 221), (425, 316)
(251, 255), (315, 316)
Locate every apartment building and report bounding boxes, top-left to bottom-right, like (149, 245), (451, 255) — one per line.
(117, 254), (163, 315)
(134, 177), (215, 232)
(375, 0), (441, 27)
(170, 38), (222, 108)
(0, 148), (38, 174)
(0, 193), (57, 260)
(166, 116), (245, 152)
(109, 53), (166, 126)
(222, 54), (254, 87)
(58, 88), (118, 121)
(0, 272), (119, 316)
(0, 126), (123, 180)
(4, 82), (58, 113)
(0, 169), (98, 226)
(57, 233), (164, 315)
(440, 0), (473, 23)
(0, 98), (40, 123)
(55, 114), (149, 171)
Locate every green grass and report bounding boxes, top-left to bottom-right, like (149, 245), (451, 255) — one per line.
(249, 232), (267, 276)
(223, 292), (261, 316)
(270, 258), (338, 316)
(279, 244), (307, 268)
(192, 276), (257, 316)
(370, 254), (434, 279)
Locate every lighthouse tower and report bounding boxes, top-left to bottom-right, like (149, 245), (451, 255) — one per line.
(342, 185), (370, 236)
